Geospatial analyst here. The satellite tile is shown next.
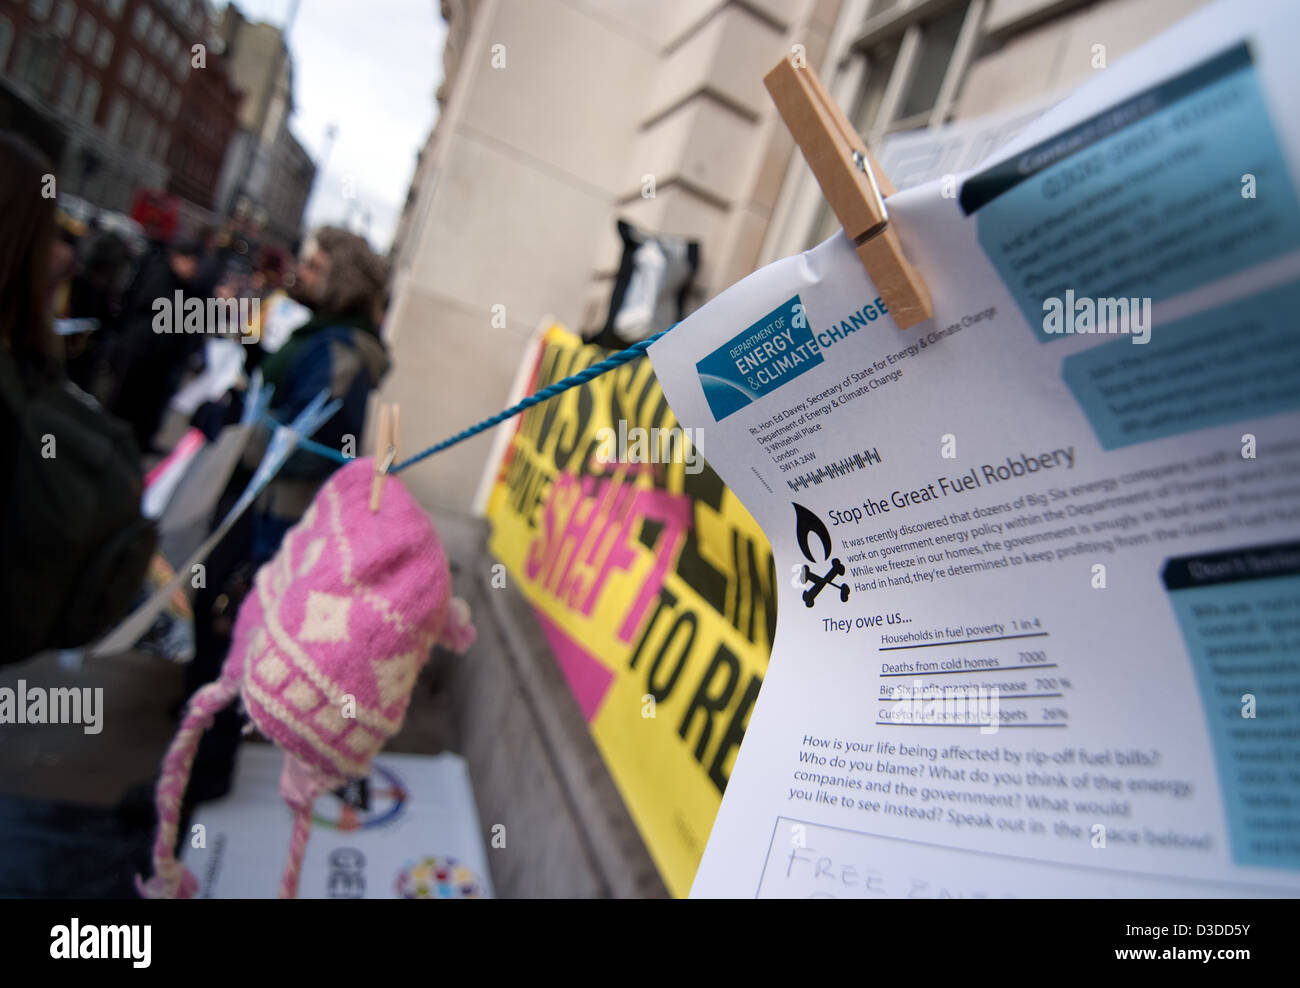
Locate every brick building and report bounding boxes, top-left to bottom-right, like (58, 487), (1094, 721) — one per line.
(0, 0), (236, 221)
(166, 42), (240, 214)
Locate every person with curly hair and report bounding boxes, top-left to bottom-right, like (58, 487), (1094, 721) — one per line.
(254, 225), (392, 557)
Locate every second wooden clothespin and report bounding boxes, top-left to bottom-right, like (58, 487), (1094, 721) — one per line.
(370, 402), (399, 512)
(765, 54), (933, 330)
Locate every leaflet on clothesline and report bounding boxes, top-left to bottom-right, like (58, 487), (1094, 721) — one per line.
(648, 0), (1300, 898)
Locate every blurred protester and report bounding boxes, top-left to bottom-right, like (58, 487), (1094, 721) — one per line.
(64, 229), (131, 398)
(0, 131), (154, 665)
(169, 276), (250, 424)
(252, 282), (312, 357)
(255, 225), (391, 557)
(180, 226), (390, 804)
(0, 134), (61, 383)
(189, 225), (226, 301)
(250, 246), (286, 299)
(49, 230), (78, 315)
(108, 237), (204, 453)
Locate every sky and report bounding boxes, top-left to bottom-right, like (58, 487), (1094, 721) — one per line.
(219, 0), (446, 253)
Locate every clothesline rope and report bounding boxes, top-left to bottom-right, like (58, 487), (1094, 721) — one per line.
(263, 327), (673, 471)
(392, 327), (671, 473)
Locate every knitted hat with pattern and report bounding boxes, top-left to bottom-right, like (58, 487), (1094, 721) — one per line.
(137, 457), (475, 898)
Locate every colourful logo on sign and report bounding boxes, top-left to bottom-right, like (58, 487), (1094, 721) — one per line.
(312, 763), (407, 831)
(696, 295), (823, 421)
(395, 856), (484, 898)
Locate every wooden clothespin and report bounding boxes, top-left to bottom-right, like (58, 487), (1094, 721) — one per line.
(370, 403), (399, 512)
(765, 55), (933, 330)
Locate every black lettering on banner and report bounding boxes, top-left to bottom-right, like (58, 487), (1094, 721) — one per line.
(732, 527), (776, 649)
(679, 643), (740, 764)
(535, 348), (576, 469)
(646, 611), (697, 701)
(566, 372), (594, 472)
(675, 513), (776, 650)
(503, 448), (552, 522)
(682, 461), (725, 510)
(501, 337), (778, 800)
(628, 587), (678, 670)
(710, 673), (762, 791)
(519, 345), (565, 445)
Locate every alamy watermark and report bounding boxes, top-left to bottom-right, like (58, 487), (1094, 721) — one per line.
(0, 680), (103, 734)
(881, 679), (1001, 734)
(1042, 289), (1151, 344)
(593, 421), (704, 474)
(50, 919), (150, 967)
(152, 292), (261, 344)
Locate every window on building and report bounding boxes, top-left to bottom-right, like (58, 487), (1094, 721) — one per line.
(140, 63), (154, 95)
(29, 0), (53, 22)
(898, 3), (970, 121)
(16, 32), (60, 98)
(54, 0), (75, 37)
(133, 4), (150, 39)
(58, 62), (80, 112)
(122, 49), (139, 86)
(123, 102), (140, 145)
(0, 17), (12, 74)
(139, 114), (155, 156)
(93, 26), (113, 67)
(849, 0), (979, 146)
(150, 19), (164, 51)
(851, 42), (901, 141)
(105, 94), (128, 141)
(786, 0), (991, 251)
(167, 87), (179, 118)
(106, 0), (125, 19)
(155, 129), (168, 160)
(79, 76), (100, 122)
(74, 12), (96, 53)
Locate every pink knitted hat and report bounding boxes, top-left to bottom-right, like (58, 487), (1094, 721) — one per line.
(137, 457), (476, 898)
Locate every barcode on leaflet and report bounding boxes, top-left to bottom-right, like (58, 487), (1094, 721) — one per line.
(786, 447), (881, 491)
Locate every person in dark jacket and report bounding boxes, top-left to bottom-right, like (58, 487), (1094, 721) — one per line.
(0, 132), (63, 509)
(64, 229), (130, 399)
(0, 130), (153, 665)
(108, 238), (203, 452)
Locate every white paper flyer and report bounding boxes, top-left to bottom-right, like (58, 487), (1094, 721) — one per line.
(649, 0), (1300, 898)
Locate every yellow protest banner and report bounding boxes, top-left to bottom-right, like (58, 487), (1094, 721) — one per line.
(486, 325), (775, 896)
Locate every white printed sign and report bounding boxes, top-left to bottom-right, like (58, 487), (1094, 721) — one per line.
(185, 746), (494, 899)
(649, 0), (1300, 898)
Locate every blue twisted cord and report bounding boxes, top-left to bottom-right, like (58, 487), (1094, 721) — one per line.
(296, 432), (350, 464)
(258, 411), (349, 464)
(389, 327), (673, 474)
